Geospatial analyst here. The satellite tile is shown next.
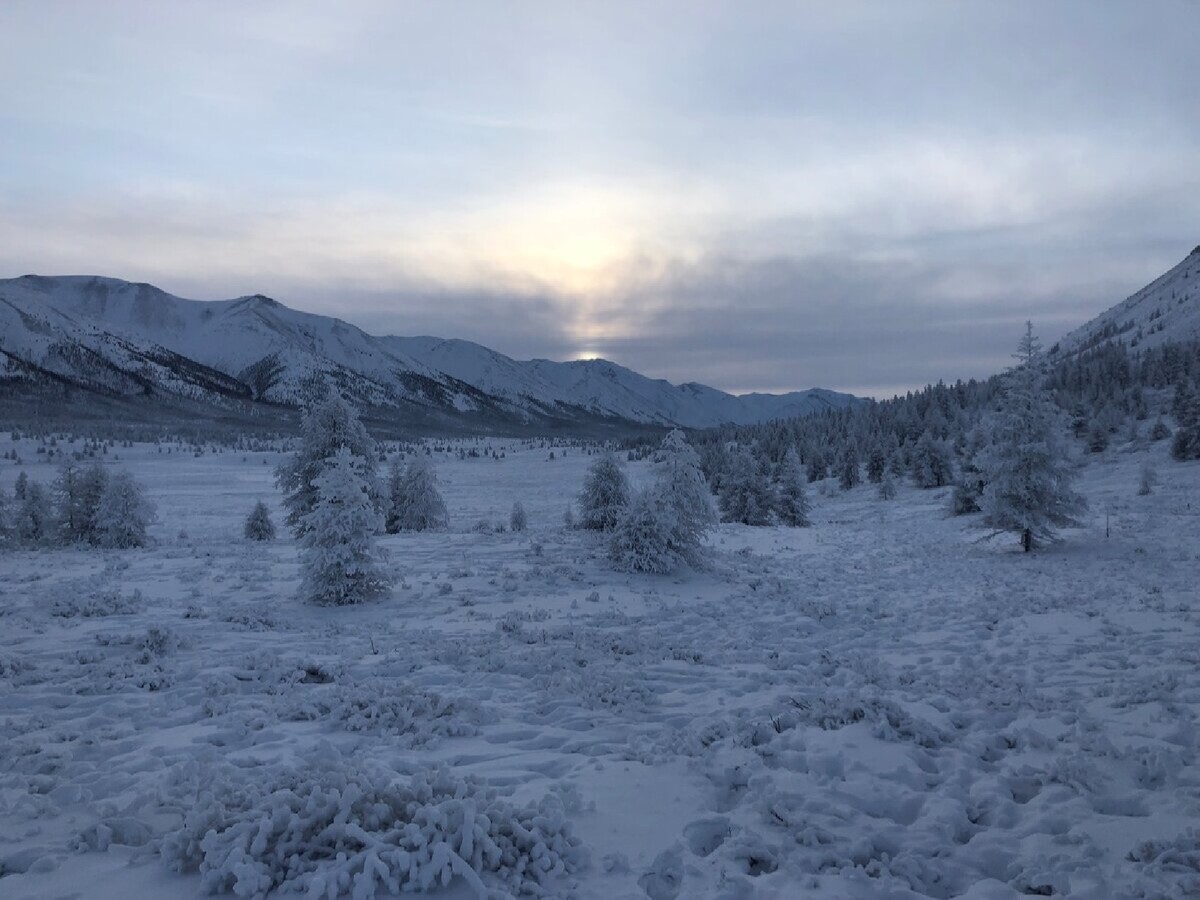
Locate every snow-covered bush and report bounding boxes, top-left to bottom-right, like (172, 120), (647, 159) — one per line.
(1138, 464), (1157, 496)
(773, 447), (811, 527)
(385, 456), (448, 532)
(510, 501), (527, 532)
(577, 452), (629, 531)
(243, 500), (276, 541)
(276, 393), (381, 537)
(94, 471), (156, 548)
(299, 446), (391, 605)
(160, 748), (587, 899)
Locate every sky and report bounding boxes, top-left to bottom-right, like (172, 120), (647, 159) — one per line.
(1, 1), (1198, 399)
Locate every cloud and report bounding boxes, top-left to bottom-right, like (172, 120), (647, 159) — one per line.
(0, 2), (1197, 397)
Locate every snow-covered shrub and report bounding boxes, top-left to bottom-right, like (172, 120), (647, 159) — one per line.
(243, 500), (275, 541)
(94, 471), (156, 548)
(51, 587), (145, 618)
(1138, 464), (1157, 496)
(276, 393), (381, 537)
(386, 456), (448, 532)
(773, 447), (811, 527)
(510, 501), (527, 532)
(282, 682), (487, 745)
(577, 452), (629, 531)
(160, 748), (587, 899)
(299, 446), (391, 605)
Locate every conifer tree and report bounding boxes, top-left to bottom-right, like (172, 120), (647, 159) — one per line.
(277, 393), (381, 537)
(94, 471), (156, 549)
(14, 480), (52, 547)
(980, 323), (1087, 552)
(245, 500), (276, 541)
(510, 501), (528, 532)
(577, 452), (629, 531)
(299, 446), (391, 605)
(386, 456), (448, 532)
(718, 447), (773, 525)
(774, 447), (811, 526)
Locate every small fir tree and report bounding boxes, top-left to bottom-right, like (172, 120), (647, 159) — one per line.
(510, 501), (528, 532)
(718, 447), (773, 525)
(277, 393), (381, 537)
(386, 456), (448, 532)
(244, 500), (276, 541)
(94, 471), (156, 549)
(299, 446), (391, 605)
(773, 447), (811, 527)
(577, 453), (630, 531)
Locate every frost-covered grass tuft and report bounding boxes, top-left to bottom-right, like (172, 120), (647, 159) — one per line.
(161, 747), (587, 899)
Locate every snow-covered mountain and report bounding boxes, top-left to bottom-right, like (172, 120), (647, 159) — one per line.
(0, 274), (857, 430)
(1053, 245), (1200, 357)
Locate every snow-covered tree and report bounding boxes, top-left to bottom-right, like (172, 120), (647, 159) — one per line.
(577, 453), (629, 531)
(878, 471), (897, 500)
(774, 446), (811, 527)
(980, 324), (1087, 552)
(14, 480), (52, 547)
(510, 501), (527, 532)
(718, 447), (773, 525)
(609, 430), (716, 573)
(837, 443), (861, 491)
(950, 428), (987, 515)
(607, 487), (678, 574)
(0, 485), (11, 549)
(1138, 464), (1157, 496)
(910, 431), (954, 488)
(299, 446), (391, 605)
(244, 500), (276, 541)
(866, 441), (887, 484)
(51, 462), (108, 545)
(656, 430), (717, 548)
(385, 456), (448, 533)
(94, 471), (156, 548)
(277, 393), (380, 537)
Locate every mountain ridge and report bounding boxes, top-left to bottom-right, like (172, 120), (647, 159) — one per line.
(0, 274), (858, 431)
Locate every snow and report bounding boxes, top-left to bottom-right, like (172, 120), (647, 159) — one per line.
(1, 437), (1198, 897)
(1056, 246), (1200, 357)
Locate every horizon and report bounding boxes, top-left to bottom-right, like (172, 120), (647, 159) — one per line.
(2, 2), (1198, 398)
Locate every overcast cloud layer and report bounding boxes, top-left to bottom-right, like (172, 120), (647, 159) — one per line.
(1, 1), (1197, 397)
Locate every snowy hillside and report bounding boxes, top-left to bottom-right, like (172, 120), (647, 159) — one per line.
(0, 275), (856, 429)
(1054, 245), (1200, 357)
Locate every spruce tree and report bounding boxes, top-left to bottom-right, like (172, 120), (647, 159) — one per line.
(244, 500), (276, 541)
(277, 393), (381, 537)
(980, 323), (1087, 552)
(510, 501), (528, 532)
(577, 452), (630, 531)
(299, 446), (391, 605)
(386, 456), (448, 532)
(14, 480), (52, 547)
(774, 447), (811, 527)
(718, 447), (773, 525)
(94, 472), (156, 549)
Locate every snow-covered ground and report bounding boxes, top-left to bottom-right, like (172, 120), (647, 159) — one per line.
(1, 438), (1198, 898)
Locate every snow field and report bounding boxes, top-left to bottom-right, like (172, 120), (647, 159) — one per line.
(0, 438), (1198, 898)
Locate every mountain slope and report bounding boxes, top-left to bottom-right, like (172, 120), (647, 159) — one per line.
(0, 275), (857, 430)
(1054, 245), (1200, 357)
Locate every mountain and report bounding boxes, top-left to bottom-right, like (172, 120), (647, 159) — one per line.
(1053, 245), (1200, 358)
(0, 274), (857, 432)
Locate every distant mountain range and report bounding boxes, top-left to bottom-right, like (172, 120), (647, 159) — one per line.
(1053, 245), (1200, 358)
(0, 275), (857, 432)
